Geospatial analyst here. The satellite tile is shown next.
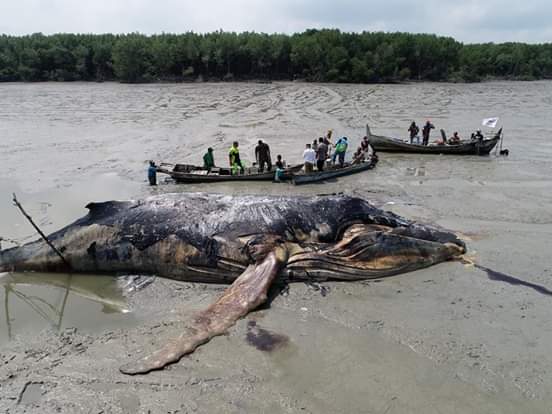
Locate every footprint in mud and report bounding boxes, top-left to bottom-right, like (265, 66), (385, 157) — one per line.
(245, 320), (289, 352)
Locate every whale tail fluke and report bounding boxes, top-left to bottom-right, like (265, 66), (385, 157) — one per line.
(119, 245), (288, 375)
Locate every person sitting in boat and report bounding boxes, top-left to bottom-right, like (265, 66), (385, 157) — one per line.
(360, 136), (374, 156)
(352, 147), (366, 164)
(229, 141), (244, 175)
(147, 161), (157, 186)
(275, 154), (285, 170)
(316, 137), (328, 171)
(449, 132), (461, 145)
(203, 147), (215, 171)
(303, 143), (316, 173)
(408, 121), (420, 144)
(274, 154), (285, 182)
(255, 140), (272, 173)
(332, 137), (348, 167)
(422, 120), (435, 146)
(473, 129), (484, 142)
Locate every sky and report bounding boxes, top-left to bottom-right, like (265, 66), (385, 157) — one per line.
(0, 0), (551, 44)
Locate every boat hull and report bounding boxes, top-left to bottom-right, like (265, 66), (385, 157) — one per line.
(367, 127), (501, 156)
(158, 164), (302, 183)
(292, 158), (377, 185)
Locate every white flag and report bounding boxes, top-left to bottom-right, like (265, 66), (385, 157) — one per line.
(482, 117), (499, 128)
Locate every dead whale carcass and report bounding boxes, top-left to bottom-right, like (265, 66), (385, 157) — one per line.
(0, 193), (465, 374)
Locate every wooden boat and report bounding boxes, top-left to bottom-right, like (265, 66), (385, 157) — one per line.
(366, 124), (502, 155)
(292, 157), (378, 185)
(157, 163), (302, 183)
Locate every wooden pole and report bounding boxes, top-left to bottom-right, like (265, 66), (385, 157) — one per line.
(12, 193), (71, 270)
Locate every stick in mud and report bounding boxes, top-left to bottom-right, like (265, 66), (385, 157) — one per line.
(11, 193), (71, 270)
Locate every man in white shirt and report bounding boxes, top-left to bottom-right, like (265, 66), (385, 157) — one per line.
(303, 143), (316, 173)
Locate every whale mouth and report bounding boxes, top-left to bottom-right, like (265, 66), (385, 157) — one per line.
(285, 224), (465, 281)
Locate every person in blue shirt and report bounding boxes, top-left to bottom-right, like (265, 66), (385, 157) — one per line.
(148, 161), (157, 186)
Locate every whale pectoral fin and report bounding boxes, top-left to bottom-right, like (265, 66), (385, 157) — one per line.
(119, 244), (288, 375)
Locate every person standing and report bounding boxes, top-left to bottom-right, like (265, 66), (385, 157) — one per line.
(203, 147), (215, 170)
(316, 137), (328, 171)
(254, 140), (272, 172)
(229, 141), (244, 174)
(303, 143), (316, 173)
(147, 161), (157, 186)
(422, 120), (435, 146)
(332, 137), (348, 167)
(408, 121), (420, 144)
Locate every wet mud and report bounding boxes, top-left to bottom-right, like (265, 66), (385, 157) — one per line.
(1, 81), (552, 412)
(474, 264), (552, 296)
(246, 320), (289, 352)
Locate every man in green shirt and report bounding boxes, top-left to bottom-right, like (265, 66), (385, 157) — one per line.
(203, 147), (215, 170)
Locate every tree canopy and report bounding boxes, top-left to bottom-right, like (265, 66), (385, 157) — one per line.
(1, 30), (551, 83)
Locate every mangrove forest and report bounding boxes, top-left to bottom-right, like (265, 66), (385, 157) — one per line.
(1, 30), (551, 83)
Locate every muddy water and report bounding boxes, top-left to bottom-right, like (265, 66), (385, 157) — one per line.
(0, 81), (551, 411)
(0, 272), (133, 345)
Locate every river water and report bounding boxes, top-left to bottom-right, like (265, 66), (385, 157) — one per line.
(0, 81), (551, 410)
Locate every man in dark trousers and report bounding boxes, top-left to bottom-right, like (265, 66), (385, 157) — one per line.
(408, 121), (420, 144)
(255, 140), (272, 172)
(316, 137), (328, 171)
(422, 120), (435, 145)
(147, 161), (157, 185)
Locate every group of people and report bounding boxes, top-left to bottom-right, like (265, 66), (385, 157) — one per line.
(408, 120), (435, 145)
(302, 132), (333, 173)
(408, 120), (485, 146)
(202, 139), (286, 176)
(201, 129), (373, 179)
(147, 129), (375, 185)
(302, 130), (374, 174)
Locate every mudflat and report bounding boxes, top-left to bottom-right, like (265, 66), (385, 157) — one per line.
(1, 81), (551, 413)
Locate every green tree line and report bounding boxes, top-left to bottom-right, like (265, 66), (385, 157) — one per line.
(1, 30), (551, 83)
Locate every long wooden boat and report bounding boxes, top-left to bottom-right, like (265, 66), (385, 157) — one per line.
(292, 157), (378, 185)
(366, 124), (502, 155)
(157, 163), (302, 183)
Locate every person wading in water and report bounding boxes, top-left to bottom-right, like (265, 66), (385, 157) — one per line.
(148, 161), (157, 186)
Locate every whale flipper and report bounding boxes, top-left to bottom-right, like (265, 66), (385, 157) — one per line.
(119, 246), (288, 375)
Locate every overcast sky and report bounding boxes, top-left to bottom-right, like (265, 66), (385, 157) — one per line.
(1, 0), (550, 44)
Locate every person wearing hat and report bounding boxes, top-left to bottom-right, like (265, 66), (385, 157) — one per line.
(203, 147), (215, 171)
